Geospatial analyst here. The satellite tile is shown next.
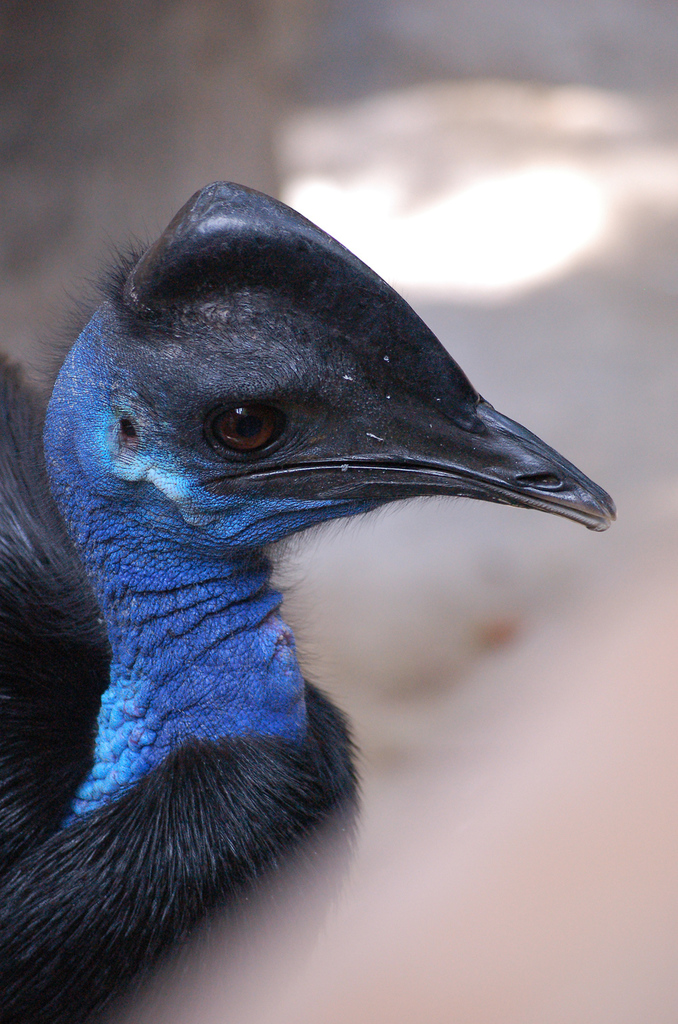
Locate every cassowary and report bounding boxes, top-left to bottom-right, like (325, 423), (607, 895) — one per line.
(0, 182), (615, 1023)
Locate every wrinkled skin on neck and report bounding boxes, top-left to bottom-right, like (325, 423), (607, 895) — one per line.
(62, 513), (304, 819)
(44, 309), (370, 818)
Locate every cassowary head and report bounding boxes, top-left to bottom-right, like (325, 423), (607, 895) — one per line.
(45, 181), (615, 557)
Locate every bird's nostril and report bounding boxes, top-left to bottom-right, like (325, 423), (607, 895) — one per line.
(517, 472), (563, 491)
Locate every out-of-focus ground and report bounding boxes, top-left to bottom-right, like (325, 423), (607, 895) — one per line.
(5, 2), (678, 1014)
(126, 546), (678, 1024)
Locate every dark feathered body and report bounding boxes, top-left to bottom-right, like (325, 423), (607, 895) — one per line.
(0, 361), (108, 872)
(0, 689), (354, 1024)
(0, 360), (356, 1024)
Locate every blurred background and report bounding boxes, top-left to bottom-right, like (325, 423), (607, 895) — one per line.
(4, 2), (678, 1017)
(5, 0), (678, 779)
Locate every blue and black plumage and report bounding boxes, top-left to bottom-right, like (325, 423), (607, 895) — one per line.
(0, 182), (615, 1023)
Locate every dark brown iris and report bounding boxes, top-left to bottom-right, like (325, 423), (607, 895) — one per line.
(208, 404), (283, 453)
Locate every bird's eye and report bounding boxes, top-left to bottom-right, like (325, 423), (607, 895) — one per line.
(207, 405), (284, 454)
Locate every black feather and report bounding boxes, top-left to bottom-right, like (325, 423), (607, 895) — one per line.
(0, 359), (108, 872)
(0, 685), (356, 1024)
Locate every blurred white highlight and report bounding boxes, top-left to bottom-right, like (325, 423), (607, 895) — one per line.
(284, 165), (607, 300)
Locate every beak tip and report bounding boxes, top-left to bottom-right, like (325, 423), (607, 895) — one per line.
(584, 491), (616, 532)
(588, 516), (613, 533)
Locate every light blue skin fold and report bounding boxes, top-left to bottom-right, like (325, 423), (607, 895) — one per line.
(44, 306), (373, 820)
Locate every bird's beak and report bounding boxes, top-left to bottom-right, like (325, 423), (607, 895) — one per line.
(213, 399), (615, 533)
(401, 398), (617, 532)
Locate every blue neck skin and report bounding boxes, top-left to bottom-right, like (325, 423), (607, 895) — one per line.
(68, 522), (303, 819)
(44, 307), (369, 820)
